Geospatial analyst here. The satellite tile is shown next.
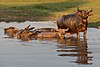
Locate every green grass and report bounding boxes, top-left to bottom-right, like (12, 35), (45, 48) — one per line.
(0, 0), (100, 27)
(0, 1), (85, 21)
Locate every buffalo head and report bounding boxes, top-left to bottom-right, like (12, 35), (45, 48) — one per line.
(77, 7), (93, 19)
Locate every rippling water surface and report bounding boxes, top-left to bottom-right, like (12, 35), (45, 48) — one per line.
(0, 21), (100, 67)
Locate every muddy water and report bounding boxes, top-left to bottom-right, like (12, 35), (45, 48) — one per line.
(0, 21), (100, 67)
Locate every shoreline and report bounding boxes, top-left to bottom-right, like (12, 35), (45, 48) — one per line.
(0, 21), (100, 29)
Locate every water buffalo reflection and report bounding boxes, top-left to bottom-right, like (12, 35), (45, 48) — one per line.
(57, 37), (93, 65)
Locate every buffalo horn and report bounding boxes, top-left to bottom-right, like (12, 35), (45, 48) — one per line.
(65, 28), (69, 32)
(88, 7), (93, 12)
(77, 6), (81, 11)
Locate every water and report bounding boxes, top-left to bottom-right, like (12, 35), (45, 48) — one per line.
(0, 21), (100, 67)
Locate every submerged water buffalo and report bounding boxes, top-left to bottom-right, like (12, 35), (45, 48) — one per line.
(56, 7), (93, 38)
(36, 28), (69, 38)
(17, 25), (35, 41)
(4, 27), (19, 38)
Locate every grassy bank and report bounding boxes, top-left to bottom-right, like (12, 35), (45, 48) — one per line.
(0, 0), (85, 22)
(0, 0), (100, 27)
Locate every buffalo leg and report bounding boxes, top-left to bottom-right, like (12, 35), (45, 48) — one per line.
(83, 30), (87, 39)
(77, 32), (80, 39)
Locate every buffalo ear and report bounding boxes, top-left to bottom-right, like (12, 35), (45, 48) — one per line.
(88, 10), (93, 16)
(88, 12), (93, 16)
(90, 9), (93, 12)
(87, 8), (93, 16)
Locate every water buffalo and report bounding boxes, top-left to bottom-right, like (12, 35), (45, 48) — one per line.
(4, 27), (19, 38)
(17, 30), (34, 41)
(36, 28), (69, 38)
(17, 25), (35, 41)
(56, 7), (93, 38)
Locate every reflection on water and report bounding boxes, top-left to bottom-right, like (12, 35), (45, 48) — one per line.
(4, 34), (93, 65)
(57, 37), (93, 65)
(1, 22), (99, 67)
(29, 37), (93, 65)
